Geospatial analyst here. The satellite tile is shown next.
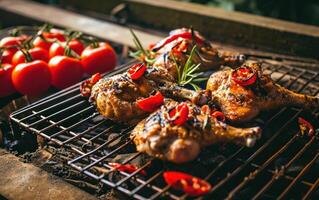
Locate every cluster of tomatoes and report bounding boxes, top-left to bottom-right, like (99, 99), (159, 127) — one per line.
(0, 27), (117, 97)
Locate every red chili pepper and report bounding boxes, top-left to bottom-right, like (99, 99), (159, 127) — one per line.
(298, 117), (315, 137)
(91, 73), (102, 84)
(128, 63), (147, 80)
(80, 73), (102, 97)
(168, 103), (189, 125)
(163, 171), (211, 196)
(211, 111), (226, 122)
(108, 162), (146, 176)
(152, 30), (204, 52)
(201, 105), (210, 115)
(137, 91), (164, 112)
(172, 40), (188, 55)
(231, 66), (257, 86)
(148, 43), (155, 49)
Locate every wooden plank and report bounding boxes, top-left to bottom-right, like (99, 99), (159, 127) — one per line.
(0, 0), (162, 48)
(0, 149), (97, 200)
(59, 0), (319, 59)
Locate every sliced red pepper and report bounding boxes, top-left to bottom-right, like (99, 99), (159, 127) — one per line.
(148, 43), (155, 50)
(91, 73), (102, 84)
(152, 30), (204, 52)
(168, 103), (189, 125)
(108, 162), (146, 176)
(137, 91), (164, 112)
(172, 40), (188, 55)
(231, 65), (257, 87)
(201, 105), (211, 115)
(298, 117), (315, 137)
(211, 111), (226, 122)
(80, 73), (102, 97)
(163, 171), (211, 196)
(128, 63), (147, 80)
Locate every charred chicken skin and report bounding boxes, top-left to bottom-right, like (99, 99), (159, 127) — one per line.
(206, 62), (319, 123)
(131, 100), (261, 163)
(149, 28), (245, 78)
(88, 66), (207, 124)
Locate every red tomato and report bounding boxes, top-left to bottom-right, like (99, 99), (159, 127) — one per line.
(33, 32), (65, 51)
(48, 56), (83, 89)
(49, 39), (84, 58)
(0, 35), (28, 64)
(0, 63), (15, 97)
(81, 42), (117, 75)
(12, 60), (51, 96)
(1, 49), (16, 64)
(12, 47), (49, 66)
(0, 35), (27, 47)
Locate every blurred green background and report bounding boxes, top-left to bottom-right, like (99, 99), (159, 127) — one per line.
(34, 0), (319, 26)
(179, 0), (319, 26)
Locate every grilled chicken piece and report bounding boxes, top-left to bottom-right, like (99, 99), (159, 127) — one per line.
(131, 100), (261, 163)
(207, 62), (319, 123)
(151, 28), (245, 78)
(89, 67), (206, 124)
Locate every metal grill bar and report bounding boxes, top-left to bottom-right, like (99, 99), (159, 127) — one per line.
(9, 52), (319, 200)
(252, 136), (317, 200)
(277, 152), (319, 199)
(303, 178), (319, 200)
(207, 109), (302, 196)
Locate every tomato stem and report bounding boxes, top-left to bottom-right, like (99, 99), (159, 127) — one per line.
(63, 31), (81, 59)
(9, 28), (23, 37)
(18, 47), (33, 62)
(0, 48), (3, 66)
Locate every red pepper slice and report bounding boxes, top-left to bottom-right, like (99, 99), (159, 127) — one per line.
(91, 73), (102, 84)
(172, 40), (188, 55)
(152, 30), (204, 52)
(137, 91), (164, 112)
(298, 117), (315, 137)
(211, 111), (226, 122)
(108, 162), (146, 176)
(231, 66), (257, 86)
(168, 103), (189, 125)
(163, 171), (211, 196)
(80, 73), (102, 97)
(128, 63), (147, 80)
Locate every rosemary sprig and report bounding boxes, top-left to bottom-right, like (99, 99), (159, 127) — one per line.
(173, 45), (207, 90)
(129, 29), (156, 65)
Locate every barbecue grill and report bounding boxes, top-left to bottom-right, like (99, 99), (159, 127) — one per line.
(1, 0), (319, 199)
(9, 50), (319, 199)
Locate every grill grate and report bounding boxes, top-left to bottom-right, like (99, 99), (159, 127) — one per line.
(10, 53), (319, 199)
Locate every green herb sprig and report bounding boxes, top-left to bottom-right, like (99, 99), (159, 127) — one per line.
(173, 45), (207, 91)
(129, 29), (156, 65)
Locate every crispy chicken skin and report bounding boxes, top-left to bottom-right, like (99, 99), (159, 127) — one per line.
(131, 100), (261, 163)
(207, 62), (319, 123)
(152, 28), (245, 78)
(90, 67), (205, 124)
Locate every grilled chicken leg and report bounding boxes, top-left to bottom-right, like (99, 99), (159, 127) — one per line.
(89, 67), (207, 124)
(151, 28), (245, 78)
(131, 100), (261, 163)
(207, 62), (319, 123)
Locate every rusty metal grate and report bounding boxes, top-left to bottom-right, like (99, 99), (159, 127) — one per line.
(9, 52), (319, 199)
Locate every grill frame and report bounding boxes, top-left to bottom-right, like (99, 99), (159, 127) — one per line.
(9, 52), (319, 199)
